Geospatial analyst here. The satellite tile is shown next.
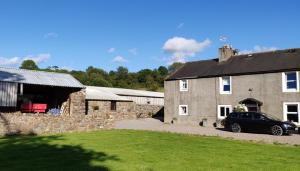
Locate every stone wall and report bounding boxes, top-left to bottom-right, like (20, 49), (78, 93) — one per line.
(135, 104), (164, 118)
(0, 112), (110, 136)
(87, 100), (136, 121)
(69, 90), (86, 116)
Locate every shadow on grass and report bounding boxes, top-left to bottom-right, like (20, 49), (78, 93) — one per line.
(0, 135), (119, 170)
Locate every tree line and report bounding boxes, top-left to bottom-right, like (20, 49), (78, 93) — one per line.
(19, 60), (184, 91)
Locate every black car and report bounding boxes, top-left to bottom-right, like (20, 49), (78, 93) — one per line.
(224, 112), (298, 136)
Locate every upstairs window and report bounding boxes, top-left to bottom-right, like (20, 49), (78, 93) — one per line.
(219, 76), (231, 94)
(282, 72), (299, 92)
(179, 105), (188, 115)
(179, 80), (188, 91)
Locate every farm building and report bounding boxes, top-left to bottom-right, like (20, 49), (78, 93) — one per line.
(0, 67), (85, 114)
(85, 86), (164, 119)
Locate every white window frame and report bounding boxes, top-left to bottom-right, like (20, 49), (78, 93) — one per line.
(179, 80), (188, 91)
(282, 71), (299, 92)
(283, 102), (300, 125)
(179, 105), (188, 115)
(219, 76), (232, 94)
(217, 105), (232, 119)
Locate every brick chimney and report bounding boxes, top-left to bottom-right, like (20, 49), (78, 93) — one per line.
(219, 45), (237, 62)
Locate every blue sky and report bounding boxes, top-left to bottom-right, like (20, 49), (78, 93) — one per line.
(0, 0), (299, 72)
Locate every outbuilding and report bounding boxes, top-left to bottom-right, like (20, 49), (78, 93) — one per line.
(85, 86), (164, 119)
(0, 67), (85, 114)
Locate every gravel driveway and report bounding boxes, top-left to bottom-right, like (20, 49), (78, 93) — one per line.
(114, 118), (300, 145)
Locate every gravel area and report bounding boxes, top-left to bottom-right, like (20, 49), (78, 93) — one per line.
(114, 118), (300, 145)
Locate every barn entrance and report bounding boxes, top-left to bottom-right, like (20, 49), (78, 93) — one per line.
(17, 84), (81, 113)
(240, 98), (263, 112)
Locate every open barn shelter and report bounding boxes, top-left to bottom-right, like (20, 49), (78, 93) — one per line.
(0, 67), (84, 113)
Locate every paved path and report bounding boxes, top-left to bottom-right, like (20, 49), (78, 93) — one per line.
(114, 118), (300, 145)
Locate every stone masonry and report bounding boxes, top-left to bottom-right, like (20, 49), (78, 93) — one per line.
(87, 100), (136, 121)
(135, 104), (163, 118)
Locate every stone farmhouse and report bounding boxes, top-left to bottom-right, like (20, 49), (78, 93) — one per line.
(164, 45), (300, 127)
(0, 67), (163, 135)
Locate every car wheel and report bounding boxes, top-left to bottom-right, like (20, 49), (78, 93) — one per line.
(271, 125), (283, 136)
(231, 123), (241, 133)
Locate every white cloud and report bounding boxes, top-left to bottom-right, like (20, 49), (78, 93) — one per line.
(128, 48), (138, 55)
(44, 32), (58, 39)
(0, 57), (21, 65)
(24, 53), (51, 63)
(0, 53), (51, 66)
(163, 37), (211, 64)
(239, 45), (277, 55)
(177, 22), (184, 29)
(112, 55), (127, 63)
(108, 47), (116, 53)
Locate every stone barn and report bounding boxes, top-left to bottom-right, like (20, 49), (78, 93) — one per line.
(85, 86), (164, 120)
(0, 67), (85, 115)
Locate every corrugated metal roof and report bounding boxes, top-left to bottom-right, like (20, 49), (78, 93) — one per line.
(90, 86), (164, 98)
(86, 86), (132, 101)
(0, 67), (84, 88)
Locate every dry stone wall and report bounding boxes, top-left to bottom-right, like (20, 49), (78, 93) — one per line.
(87, 101), (136, 121)
(0, 112), (110, 136)
(135, 104), (163, 118)
(0, 89), (164, 136)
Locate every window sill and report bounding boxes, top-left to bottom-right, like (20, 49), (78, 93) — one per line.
(282, 89), (299, 93)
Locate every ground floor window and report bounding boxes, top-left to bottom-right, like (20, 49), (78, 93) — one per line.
(283, 102), (300, 125)
(111, 101), (117, 111)
(179, 105), (188, 115)
(217, 105), (232, 119)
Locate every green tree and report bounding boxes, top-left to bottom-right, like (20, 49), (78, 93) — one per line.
(20, 60), (39, 70)
(158, 66), (168, 76)
(168, 62), (184, 74)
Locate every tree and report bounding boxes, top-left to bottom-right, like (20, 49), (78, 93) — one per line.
(20, 60), (39, 70)
(168, 62), (184, 74)
(158, 66), (168, 76)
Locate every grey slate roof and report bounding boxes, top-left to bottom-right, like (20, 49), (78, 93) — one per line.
(166, 48), (300, 81)
(0, 67), (84, 88)
(86, 86), (131, 101)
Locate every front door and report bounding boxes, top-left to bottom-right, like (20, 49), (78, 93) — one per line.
(246, 104), (260, 112)
(240, 98), (262, 112)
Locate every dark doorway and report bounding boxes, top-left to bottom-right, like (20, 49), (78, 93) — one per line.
(239, 98), (263, 112)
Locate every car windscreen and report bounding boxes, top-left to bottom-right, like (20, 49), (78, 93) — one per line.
(261, 113), (281, 121)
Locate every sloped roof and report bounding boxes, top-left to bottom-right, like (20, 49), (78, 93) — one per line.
(166, 48), (300, 81)
(86, 86), (131, 101)
(0, 67), (84, 88)
(91, 87), (164, 98)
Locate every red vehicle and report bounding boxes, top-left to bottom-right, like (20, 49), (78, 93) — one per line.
(21, 103), (47, 113)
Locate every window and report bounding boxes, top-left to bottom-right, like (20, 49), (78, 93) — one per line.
(283, 102), (300, 125)
(282, 72), (299, 92)
(240, 112), (252, 119)
(229, 112), (237, 118)
(179, 105), (188, 115)
(92, 106), (99, 111)
(111, 101), (117, 111)
(217, 105), (232, 119)
(179, 80), (188, 91)
(219, 76), (232, 94)
(253, 113), (265, 120)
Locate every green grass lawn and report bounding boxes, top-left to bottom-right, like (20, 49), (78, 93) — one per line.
(0, 130), (299, 171)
